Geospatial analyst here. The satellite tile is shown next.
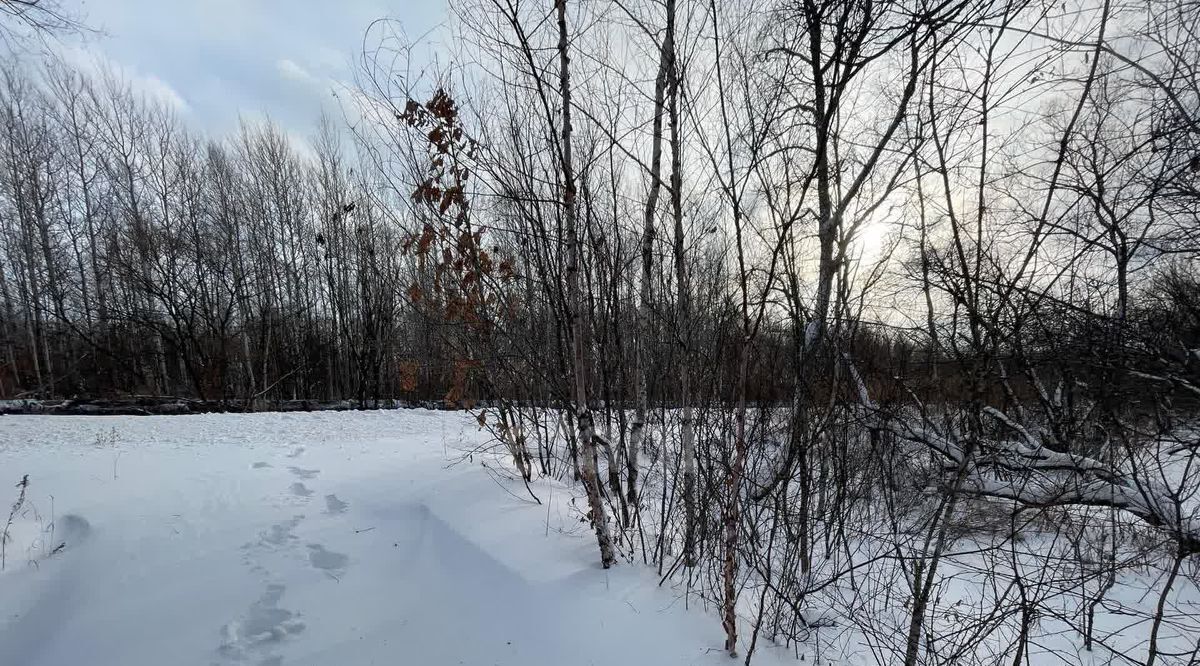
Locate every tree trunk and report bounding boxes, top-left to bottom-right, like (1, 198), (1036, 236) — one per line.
(629, 7), (671, 520)
(557, 0), (615, 569)
(663, 3), (695, 567)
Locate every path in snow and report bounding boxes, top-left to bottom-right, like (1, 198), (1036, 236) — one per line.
(0, 411), (793, 666)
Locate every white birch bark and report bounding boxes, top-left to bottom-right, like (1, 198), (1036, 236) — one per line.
(557, 0), (615, 569)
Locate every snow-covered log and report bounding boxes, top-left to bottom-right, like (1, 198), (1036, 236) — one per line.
(843, 355), (1200, 555)
(874, 411), (1200, 554)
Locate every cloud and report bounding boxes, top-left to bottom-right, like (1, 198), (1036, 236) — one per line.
(277, 58), (314, 83)
(135, 72), (190, 111)
(313, 46), (351, 74)
(234, 109), (320, 163)
(48, 0), (448, 144)
(55, 43), (190, 112)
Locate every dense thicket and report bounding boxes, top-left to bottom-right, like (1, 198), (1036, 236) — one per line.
(3, 0), (1200, 662)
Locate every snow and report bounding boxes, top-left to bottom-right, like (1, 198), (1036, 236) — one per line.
(0, 410), (795, 666)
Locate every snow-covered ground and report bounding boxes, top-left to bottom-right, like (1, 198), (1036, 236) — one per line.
(0, 411), (794, 666)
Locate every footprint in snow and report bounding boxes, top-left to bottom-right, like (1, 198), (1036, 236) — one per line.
(287, 466), (319, 480)
(323, 494), (348, 514)
(257, 516), (303, 547)
(306, 544), (348, 574)
(289, 483), (313, 498)
(58, 514), (91, 542)
(218, 584), (304, 661)
(33, 514), (91, 556)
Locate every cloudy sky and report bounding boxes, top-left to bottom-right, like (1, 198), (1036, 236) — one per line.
(61, 0), (446, 138)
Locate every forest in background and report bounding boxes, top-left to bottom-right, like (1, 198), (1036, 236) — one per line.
(3, 0), (1200, 662)
(0, 1), (1195, 410)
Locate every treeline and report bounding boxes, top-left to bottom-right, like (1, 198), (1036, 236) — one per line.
(1, 50), (1193, 413)
(0, 58), (845, 406)
(4, 0), (1200, 661)
(0, 61), (444, 404)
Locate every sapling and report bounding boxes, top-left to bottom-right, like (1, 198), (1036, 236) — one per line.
(94, 427), (121, 479)
(1, 475), (29, 571)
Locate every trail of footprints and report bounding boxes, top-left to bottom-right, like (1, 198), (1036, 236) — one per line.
(221, 451), (351, 664)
